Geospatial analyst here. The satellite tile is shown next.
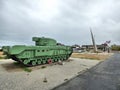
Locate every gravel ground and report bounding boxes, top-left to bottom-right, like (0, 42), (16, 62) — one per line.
(0, 58), (100, 90)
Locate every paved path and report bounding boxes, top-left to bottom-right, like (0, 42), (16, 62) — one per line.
(53, 53), (120, 90)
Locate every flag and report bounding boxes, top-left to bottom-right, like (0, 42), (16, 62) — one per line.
(106, 40), (111, 44)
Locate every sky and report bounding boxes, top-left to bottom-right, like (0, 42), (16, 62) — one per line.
(0, 0), (120, 46)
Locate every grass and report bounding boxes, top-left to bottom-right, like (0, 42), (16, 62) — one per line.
(13, 62), (19, 65)
(23, 67), (32, 72)
(0, 56), (4, 59)
(13, 62), (32, 72)
(78, 57), (101, 60)
(41, 66), (47, 69)
(71, 53), (112, 60)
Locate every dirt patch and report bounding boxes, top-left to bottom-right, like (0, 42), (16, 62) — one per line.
(0, 51), (5, 59)
(0, 51), (3, 55)
(1, 62), (48, 72)
(1, 62), (25, 72)
(71, 53), (113, 60)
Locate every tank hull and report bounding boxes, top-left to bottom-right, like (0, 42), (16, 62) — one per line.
(2, 37), (73, 66)
(3, 45), (72, 66)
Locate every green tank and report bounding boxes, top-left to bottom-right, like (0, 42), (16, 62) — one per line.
(2, 37), (73, 66)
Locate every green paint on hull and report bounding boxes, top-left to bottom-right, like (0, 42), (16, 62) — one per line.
(2, 37), (73, 66)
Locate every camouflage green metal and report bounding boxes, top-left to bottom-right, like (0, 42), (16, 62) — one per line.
(2, 37), (73, 66)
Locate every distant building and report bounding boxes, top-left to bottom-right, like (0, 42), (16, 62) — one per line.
(72, 44), (81, 53)
(72, 44), (110, 53)
(81, 44), (108, 52)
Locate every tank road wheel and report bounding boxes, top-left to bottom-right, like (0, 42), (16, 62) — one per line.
(60, 57), (63, 61)
(51, 58), (54, 63)
(59, 57), (61, 61)
(54, 58), (58, 62)
(23, 60), (29, 65)
(42, 60), (46, 64)
(32, 61), (36, 66)
(62, 56), (65, 60)
(57, 58), (59, 62)
(37, 60), (42, 65)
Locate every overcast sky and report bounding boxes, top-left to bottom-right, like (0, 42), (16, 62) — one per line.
(0, 0), (120, 46)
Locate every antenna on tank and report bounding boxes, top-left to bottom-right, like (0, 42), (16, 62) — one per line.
(90, 27), (98, 53)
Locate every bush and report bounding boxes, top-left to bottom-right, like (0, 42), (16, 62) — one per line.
(23, 67), (32, 72)
(111, 45), (120, 51)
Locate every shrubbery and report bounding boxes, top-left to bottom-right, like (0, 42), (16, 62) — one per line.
(111, 45), (120, 51)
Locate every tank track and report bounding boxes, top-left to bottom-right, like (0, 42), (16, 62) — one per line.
(11, 54), (71, 66)
(11, 55), (32, 66)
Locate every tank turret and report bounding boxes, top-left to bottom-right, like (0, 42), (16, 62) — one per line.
(32, 37), (57, 46)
